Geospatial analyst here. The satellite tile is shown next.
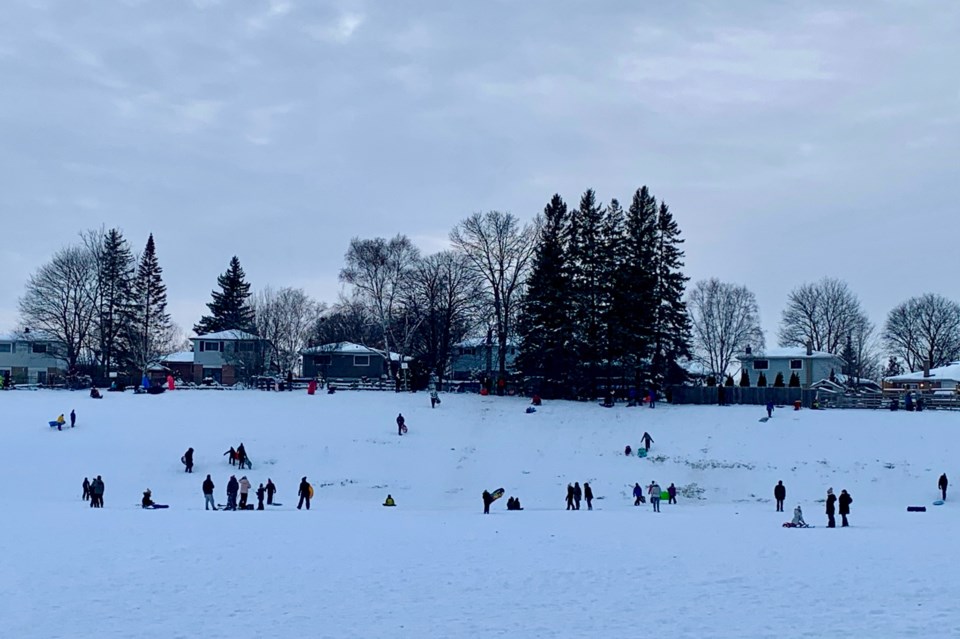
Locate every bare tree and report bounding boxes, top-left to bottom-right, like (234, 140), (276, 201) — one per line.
(407, 251), (482, 384)
(778, 277), (868, 354)
(19, 245), (99, 369)
(687, 278), (765, 377)
(450, 211), (536, 379)
(254, 287), (325, 375)
(339, 235), (421, 357)
(883, 293), (960, 371)
(310, 295), (381, 347)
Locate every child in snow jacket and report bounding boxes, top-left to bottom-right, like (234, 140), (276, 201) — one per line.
(641, 432), (654, 451)
(256, 484), (265, 510)
(826, 488), (837, 528)
(56, 414), (65, 431)
(633, 483), (644, 505)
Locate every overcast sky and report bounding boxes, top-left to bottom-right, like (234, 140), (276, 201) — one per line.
(1, 0), (957, 342)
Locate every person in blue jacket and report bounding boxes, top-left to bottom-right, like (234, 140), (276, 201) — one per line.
(633, 482), (645, 506)
(766, 402), (774, 418)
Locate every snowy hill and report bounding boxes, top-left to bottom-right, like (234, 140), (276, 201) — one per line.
(3, 390), (958, 638)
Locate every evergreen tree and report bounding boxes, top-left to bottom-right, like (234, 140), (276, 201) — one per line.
(773, 371), (785, 387)
(829, 368), (837, 383)
(610, 187), (658, 387)
(650, 201), (692, 387)
(600, 198), (627, 385)
(757, 372), (767, 387)
(883, 356), (904, 378)
(788, 371), (800, 388)
(94, 229), (135, 379)
(724, 375), (735, 387)
(840, 335), (857, 378)
(125, 234), (173, 373)
(194, 256), (256, 335)
(516, 195), (575, 398)
(739, 369), (750, 387)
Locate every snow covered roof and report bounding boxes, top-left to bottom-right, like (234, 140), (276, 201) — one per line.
(886, 362), (960, 383)
(740, 347), (842, 361)
(191, 330), (259, 341)
(163, 351), (195, 364)
(456, 337), (518, 348)
(302, 342), (383, 356)
(0, 329), (61, 342)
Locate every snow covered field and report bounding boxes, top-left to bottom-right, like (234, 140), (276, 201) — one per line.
(3, 389), (959, 638)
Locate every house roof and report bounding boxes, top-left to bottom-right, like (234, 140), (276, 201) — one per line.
(0, 330), (61, 342)
(456, 337), (519, 348)
(163, 351), (195, 364)
(302, 342), (383, 356)
(740, 347), (843, 361)
(886, 362), (960, 383)
(191, 330), (259, 341)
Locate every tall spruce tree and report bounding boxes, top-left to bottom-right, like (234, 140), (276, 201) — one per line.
(516, 194), (575, 398)
(600, 198), (626, 384)
(194, 256), (256, 335)
(650, 201), (692, 387)
(126, 234), (173, 373)
(566, 189), (609, 396)
(94, 228), (135, 379)
(610, 187), (659, 387)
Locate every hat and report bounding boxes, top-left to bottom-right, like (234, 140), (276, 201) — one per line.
(827, 487), (833, 494)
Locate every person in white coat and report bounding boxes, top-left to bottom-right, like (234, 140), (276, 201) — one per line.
(648, 481), (662, 512)
(791, 505), (807, 527)
(238, 476), (252, 509)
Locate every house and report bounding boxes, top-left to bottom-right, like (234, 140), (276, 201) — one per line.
(885, 362), (960, 393)
(190, 330), (265, 385)
(148, 351), (197, 385)
(737, 345), (845, 389)
(449, 338), (519, 381)
(0, 329), (67, 385)
(301, 342), (392, 381)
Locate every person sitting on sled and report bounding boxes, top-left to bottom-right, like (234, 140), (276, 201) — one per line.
(383, 494), (396, 507)
(142, 489), (155, 508)
(791, 505), (806, 527)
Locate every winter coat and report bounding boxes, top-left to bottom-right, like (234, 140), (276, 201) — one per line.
(266, 481), (276, 495)
(826, 493), (836, 515)
(774, 484), (786, 500)
(649, 483), (661, 497)
(92, 479), (104, 496)
(184, 449), (194, 464)
(227, 477), (239, 495)
(82, 478), (90, 491)
(299, 480), (311, 497)
(239, 478), (251, 494)
(256, 486), (265, 500)
(202, 478), (215, 495)
(939, 475), (948, 490)
(237, 445), (246, 461)
(584, 485), (593, 500)
(838, 492), (852, 515)
(667, 485), (677, 499)
(633, 484), (643, 498)
(573, 485), (582, 500)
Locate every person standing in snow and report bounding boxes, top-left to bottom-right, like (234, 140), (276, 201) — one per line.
(397, 413), (406, 436)
(641, 432), (654, 452)
(766, 402), (774, 419)
(633, 483), (644, 506)
(182, 448), (194, 473)
(667, 483), (678, 505)
(566, 484), (575, 511)
(430, 390), (440, 408)
(82, 477), (90, 502)
(70, 409), (76, 428)
(939, 474), (948, 501)
(584, 482), (594, 510)
(92, 475), (104, 508)
(573, 482), (582, 510)
(838, 489), (852, 527)
(266, 478), (277, 505)
(825, 488), (836, 528)
(648, 389), (656, 408)
(648, 481), (661, 512)
(774, 481), (786, 512)
(226, 475), (239, 511)
(298, 476), (311, 510)
(238, 476), (252, 509)
(237, 443), (249, 470)
(224, 447), (237, 466)
(202, 475), (216, 510)
(256, 483), (265, 510)
(482, 490), (493, 514)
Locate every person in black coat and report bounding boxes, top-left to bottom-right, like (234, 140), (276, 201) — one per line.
(838, 489), (852, 527)
(202, 475), (216, 510)
(226, 475), (239, 511)
(183, 448), (194, 473)
(82, 477), (90, 501)
(237, 443), (249, 470)
(266, 478), (277, 505)
(298, 477), (311, 510)
(482, 490), (493, 514)
(939, 473), (948, 501)
(256, 483), (266, 510)
(573, 482), (582, 510)
(826, 488), (837, 528)
(774, 481), (786, 512)
(566, 484), (575, 511)
(397, 413), (406, 436)
(584, 482), (594, 510)
(70, 409), (76, 428)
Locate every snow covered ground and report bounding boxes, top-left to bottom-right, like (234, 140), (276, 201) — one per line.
(3, 389), (959, 638)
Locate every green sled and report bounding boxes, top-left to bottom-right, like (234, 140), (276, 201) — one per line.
(660, 491), (669, 501)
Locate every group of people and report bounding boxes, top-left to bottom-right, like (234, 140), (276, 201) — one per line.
(223, 443), (251, 469)
(204, 474), (278, 511)
(81, 476), (105, 507)
(564, 482), (594, 510)
(777, 481), (853, 528)
(624, 432), (655, 458)
(53, 410), (76, 431)
(506, 496), (523, 510)
(890, 392), (925, 412)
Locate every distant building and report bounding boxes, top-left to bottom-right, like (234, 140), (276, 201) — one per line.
(449, 338), (518, 381)
(885, 362), (960, 393)
(0, 329), (67, 385)
(737, 345), (845, 389)
(301, 342), (395, 380)
(189, 330), (265, 385)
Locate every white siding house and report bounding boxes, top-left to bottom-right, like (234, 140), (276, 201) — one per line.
(737, 346), (845, 389)
(0, 329), (67, 385)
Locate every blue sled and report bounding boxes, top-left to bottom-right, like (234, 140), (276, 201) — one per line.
(48, 421), (59, 428)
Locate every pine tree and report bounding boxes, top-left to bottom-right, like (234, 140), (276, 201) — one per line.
(883, 356), (904, 378)
(600, 198), (626, 384)
(650, 201), (692, 387)
(773, 372), (785, 387)
(194, 256), (256, 335)
(724, 375), (735, 387)
(840, 335), (857, 378)
(829, 368), (837, 383)
(739, 369), (750, 387)
(126, 234), (173, 373)
(516, 195), (575, 398)
(95, 229), (135, 379)
(757, 372), (767, 387)
(788, 371), (800, 388)
(610, 187), (658, 387)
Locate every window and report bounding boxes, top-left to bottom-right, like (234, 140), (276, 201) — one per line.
(790, 359), (803, 370)
(462, 347), (476, 356)
(32, 343), (47, 354)
(0, 344), (10, 353)
(237, 342), (255, 352)
(354, 355), (370, 367)
(201, 341), (220, 352)
(317, 355), (332, 366)
(752, 359), (769, 371)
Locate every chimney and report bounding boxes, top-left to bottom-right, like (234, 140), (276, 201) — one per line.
(806, 341), (813, 356)
(745, 345), (752, 355)
(924, 362), (931, 378)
